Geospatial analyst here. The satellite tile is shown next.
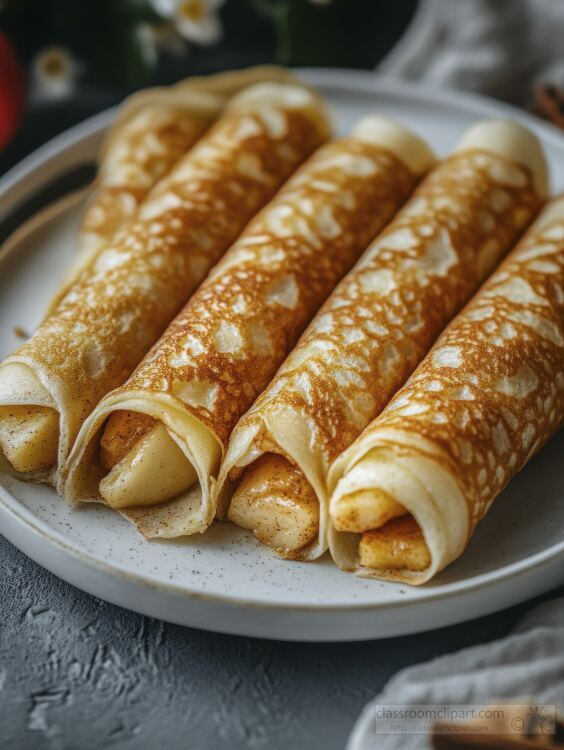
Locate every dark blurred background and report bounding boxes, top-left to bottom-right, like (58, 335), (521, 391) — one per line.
(0, 0), (417, 175)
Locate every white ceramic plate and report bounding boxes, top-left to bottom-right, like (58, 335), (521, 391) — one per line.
(1, 70), (563, 642)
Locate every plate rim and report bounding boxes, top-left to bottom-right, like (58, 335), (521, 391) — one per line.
(1, 478), (562, 613)
(1, 68), (563, 619)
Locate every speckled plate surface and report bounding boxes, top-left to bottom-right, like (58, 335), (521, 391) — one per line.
(1, 70), (563, 641)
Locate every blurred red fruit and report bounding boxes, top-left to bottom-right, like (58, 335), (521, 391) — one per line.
(0, 32), (26, 150)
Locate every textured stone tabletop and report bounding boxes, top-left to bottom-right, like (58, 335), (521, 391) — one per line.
(1, 533), (560, 750)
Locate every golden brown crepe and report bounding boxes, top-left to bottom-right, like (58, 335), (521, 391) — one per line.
(48, 66), (301, 313)
(219, 119), (548, 561)
(0, 82), (329, 490)
(329, 194), (564, 583)
(64, 115), (436, 537)
(49, 94), (217, 314)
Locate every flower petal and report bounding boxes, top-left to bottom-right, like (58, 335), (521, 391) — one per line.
(150, 0), (178, 18)
(174, 11), (223, 45)
(31, 46), (80, 100)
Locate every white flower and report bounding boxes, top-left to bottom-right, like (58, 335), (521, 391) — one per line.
(150, 0), (225, 46)
(31, 46), (81, 101)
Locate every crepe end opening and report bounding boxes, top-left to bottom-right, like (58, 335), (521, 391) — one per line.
(351, 115), (436, 175)
(454, 118), (548, 197)
(358, 515), (431, 572)
(332, 487), (406, 533)
(227, 452), (319, 557)
(0, 405), (59, 474)
(99, 409), (155, 470)
(97, 410), (198, 509)
(331, 478), (430, 573)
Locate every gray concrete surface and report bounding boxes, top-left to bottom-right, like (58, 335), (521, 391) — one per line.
(1, 533), (561, 750)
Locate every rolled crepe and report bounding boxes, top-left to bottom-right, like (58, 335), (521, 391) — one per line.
(0, 82), (329, 490)
(219, 119), (548, 561)
(64, 115), (435, 537)
(50, 93), (217, 314)
(49, 66), (300, 313)
(328, 194), (564, 583)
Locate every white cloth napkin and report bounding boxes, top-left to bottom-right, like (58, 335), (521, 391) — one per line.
(378, 0), (564, 105)
(348, 595), (564, 750)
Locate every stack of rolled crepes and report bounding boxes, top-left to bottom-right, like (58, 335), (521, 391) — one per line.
(50, 66), (299, 312)
(65, 115), (436, 536)
(0, 79), (330, 490)
(328, 194), (564, 583)
(219, 119), (548, 561)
